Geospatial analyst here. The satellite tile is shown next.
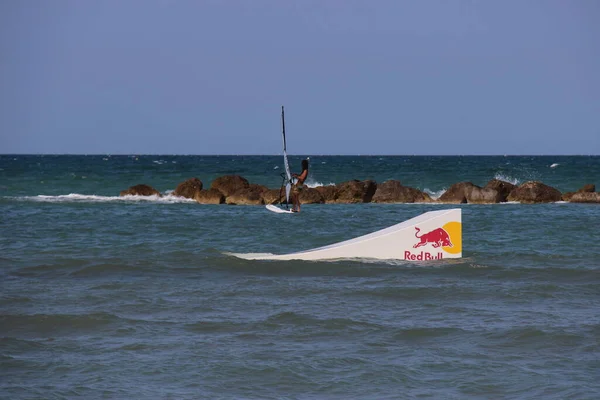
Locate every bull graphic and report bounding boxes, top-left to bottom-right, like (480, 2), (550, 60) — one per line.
(413, 227), (453, 249)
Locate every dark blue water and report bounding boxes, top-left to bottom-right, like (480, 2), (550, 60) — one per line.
(1, 155), (599, 399)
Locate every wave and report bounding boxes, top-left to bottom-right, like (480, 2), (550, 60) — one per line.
(423, 188), (445, 200)
(0, 312), (123, 335)
(493, 173), (520, 185)
(306, 181), (336, 188)
(7, 193), (196, 204)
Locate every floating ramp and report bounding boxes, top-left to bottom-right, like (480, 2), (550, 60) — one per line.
(230, 208), (462, 261)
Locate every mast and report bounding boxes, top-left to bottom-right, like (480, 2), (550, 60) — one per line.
(281, 106), (292, 207)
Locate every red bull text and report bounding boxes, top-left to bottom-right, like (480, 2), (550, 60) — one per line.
(404, 251), (444, 260)
(404, 226), (454, 260)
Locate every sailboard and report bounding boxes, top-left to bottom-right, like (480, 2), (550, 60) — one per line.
(266, 204), (294, 214)
(266, 106), (295, 214)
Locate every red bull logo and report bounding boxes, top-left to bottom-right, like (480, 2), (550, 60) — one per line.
(413, 227), (453, 249)
(404, 221), (462, 260)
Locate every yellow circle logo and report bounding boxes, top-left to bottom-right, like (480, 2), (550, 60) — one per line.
(442, 221), (462, 254)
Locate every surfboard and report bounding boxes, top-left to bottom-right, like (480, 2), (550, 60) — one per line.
(265, 204), (295, 214)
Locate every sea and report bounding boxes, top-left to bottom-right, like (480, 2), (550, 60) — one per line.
(1, 155), (599, 399)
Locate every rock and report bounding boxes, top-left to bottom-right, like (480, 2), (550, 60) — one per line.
(372, 180), (433, 203)
(569, 192), (600, 203)
(562, 192), (574, 202)
(211, 175), (249, 197)
(299, 187), (325, 204)
(485, 179), (516, 202)
(507, 181), (562, 203)
(438, 182), (474, 204)
(468, 187), (501, 204)
(563, 184), (596, 201)
(262, 188), (285, 205)
(335, 180), (377, 203)
(194, 188), (225, 204)
(120, 184), (161, 197)
(225, 184), (268, 205)
(439, 181), (502, 204)
(173, 177), (203, 199)
(315, 185), (337, 203)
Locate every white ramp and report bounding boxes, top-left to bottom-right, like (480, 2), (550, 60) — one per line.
(230, 208), (462, 261)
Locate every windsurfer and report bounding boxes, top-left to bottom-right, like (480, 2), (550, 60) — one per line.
(291, 159), (309, 212)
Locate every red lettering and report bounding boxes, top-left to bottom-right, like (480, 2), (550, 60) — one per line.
(405, 251), (445, 261)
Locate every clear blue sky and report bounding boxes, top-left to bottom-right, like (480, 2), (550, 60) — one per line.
(1, 1), (598, 155)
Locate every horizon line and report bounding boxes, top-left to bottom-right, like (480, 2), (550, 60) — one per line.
(1, 153), (598, 157)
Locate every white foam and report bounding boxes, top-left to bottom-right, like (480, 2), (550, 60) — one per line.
(14, 193), (196, 204)
(493, 173), (520, 186)
(550, 163), (559, 168)
(423, 188), (446, 200)
(306, 181), (336, 188)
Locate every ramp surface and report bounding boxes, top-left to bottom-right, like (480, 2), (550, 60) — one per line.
(230, 208), (462, 261)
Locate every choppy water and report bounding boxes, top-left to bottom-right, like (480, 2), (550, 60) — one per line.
(1, 155), (599, 399)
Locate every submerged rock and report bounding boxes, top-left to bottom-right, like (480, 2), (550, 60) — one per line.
(569, 192), (600, 203)
(119, 184), (161, 197)
(562, 184), (596, 201)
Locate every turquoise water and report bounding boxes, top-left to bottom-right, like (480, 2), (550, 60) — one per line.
(1, 155), (599, 399)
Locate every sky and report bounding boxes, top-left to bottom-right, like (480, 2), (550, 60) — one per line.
(1, 0), (599, 155)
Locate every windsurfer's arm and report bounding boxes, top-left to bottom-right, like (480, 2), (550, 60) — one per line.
(297, 169), (308, 183)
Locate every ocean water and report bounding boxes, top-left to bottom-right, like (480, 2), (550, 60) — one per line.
(1, 155), (599, 399)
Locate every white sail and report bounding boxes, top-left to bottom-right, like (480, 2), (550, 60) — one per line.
(281, 106), (292, 204)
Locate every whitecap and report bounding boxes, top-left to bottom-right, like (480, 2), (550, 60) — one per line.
(14, 193), (196, 204)
(550, 163), (559, 168)
(493, 173), (520, 185)
(306, 181), (335, 188)
(423, 188), (446, 200)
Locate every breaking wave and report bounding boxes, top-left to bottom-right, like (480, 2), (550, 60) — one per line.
(423, 188), (446, 200)
(493, 173), (520, 185)
(306, 180), (336, 188)
(8, 193), (196, 204)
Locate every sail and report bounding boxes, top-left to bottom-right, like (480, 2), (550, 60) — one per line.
(281, 106), (292, 204)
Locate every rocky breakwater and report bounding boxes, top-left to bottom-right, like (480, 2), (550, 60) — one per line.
(561, 184), (600, 203)
(119, 176), (599, 204)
